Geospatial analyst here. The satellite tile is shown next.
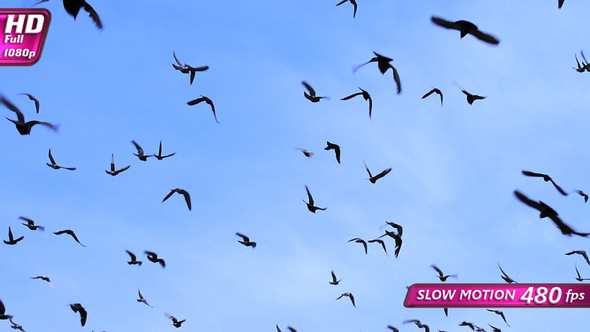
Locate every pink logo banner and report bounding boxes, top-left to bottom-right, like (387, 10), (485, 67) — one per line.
(405, 283), (590, 308)
(0, 8), (51, 66)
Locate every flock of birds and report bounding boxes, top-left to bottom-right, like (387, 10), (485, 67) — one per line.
(0, 0), (587, 331)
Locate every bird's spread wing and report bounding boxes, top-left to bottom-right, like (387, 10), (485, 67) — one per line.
(82, 2), (103, 30)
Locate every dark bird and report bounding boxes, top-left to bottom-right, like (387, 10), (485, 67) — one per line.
(348, 237), (368, 254)
(0, 299), (12, 320)
(487, 309), (510, 326)
(62, 0), (103, 29)
(364, 162), (392, 183)
(341, 87), (373, 118)
(521, 170), (568, 196)
(105, 154), (130, 176)
(20, 216), (44, 231)
(31, 276), (52, 288)
(144, 251), (165, 268)
(295, 148), (314, 158)
(385, 220), (403, 237)
(573, 51), (589, 72)
(1, 96), (58, 135)
(166, 314), (185, 328)
(46, 149), (76, 170)
(514, 190), (590, 237)
(4, 227), (24, 245)
(403, 319), (430, 332)
(187, 95), (219, 123)
(488, 324), (502, 332)
(336, 0), (357, 18)
(131, 140), (152, 161)
(301, 81), (328, 102)
(9, 318), (25, 331)
(574, 265), (590, 282)
(125, 250), (142, 266)
(137, 289), (153, 308)
(566, 250), (590, 266)
(387, 326), (400, 332)
(54, 229), (86, 247)
(559, 0), (565, 8)
(173, 52), (209, 85)
(162, 188), (191, 211)
(303, 185), (326, 213)
(498, 263), (517, 284)
(574, 190), (588, 202)
(324, 141), (341, 163)
(431, 264), (457, 281)
(378, 230), (402, 257)
(430, 16), (499, 45)
(459, 321), (475, 330)
(461, 89), (486, 105)
(236, 232), (257, 248)
(368, 238), (388, 255)
(20, 93), (39, 113)
(422, 88), (443, 106)
(353, 51), (401, 94)
(70, 303), (87, 326)
(153, 140), (176, 160)
(336, 292), (356, 307)
(329, 271), (341, 285)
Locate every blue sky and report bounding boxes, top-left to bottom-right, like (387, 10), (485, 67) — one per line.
(1, 0), (590, 331)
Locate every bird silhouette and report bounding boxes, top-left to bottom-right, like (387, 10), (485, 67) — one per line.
(70, 303), (87, 326)
(20, 93), (39, 113)
(574, 190), (588, 202)
(131, 140), (152, 161)
(173, 52), (209, 85)
(324, 141), (341, 164)
(187, 95), (219, 123)
(422, 88), (443, 106)
(459, 321), (475, 330)
(62, 0), (103, 29)
(498, 263), (517, 284)
(166, 314), (185, 328)
(303, 185), (326, 213)
(137, 290), (153, 307)
(431, 265), (457, 281)
(105, 154), (130, 176)
(4, 227), (24, 245)
(329, 271), (341, 285)
(487, 309), (510, 326)
(431, 16), (499, 45)
(521, 170), (568, 196)
(20, 216), (45, 231)
(453, 82), (486, 105)
(0, 299), (12, 320)
(364, 162), (392, 183)
(162, 188), (191, 211)
(153, 140), (176, 160)
(31, 275), (52, 284)
(336, 292), (356, 307)
(384, 221), (403, 237)
(378, 230), (402, 257)
(335, 0), (357, 18)
(46, 149), (76, 170)
(9, 318), (24, 331)
(403, 319), (430, 332)
(1, 96), (58, 135)
(341, 87), (373, 118)
(295, 148), (314, 158)
(368, 239), (388, 255)
(54, 229), (86, 247)
(301, 81), (328, 102)
(565, 250), (590, 266)
(236, 232), (257, 248)
(354, 52), (401, 94)
(574, 265), (590, 282)
(144, 251), (166, 268)
(125, 250), (142, 266)
(348, 238), (368, 254)
(573, 51), (590, 72)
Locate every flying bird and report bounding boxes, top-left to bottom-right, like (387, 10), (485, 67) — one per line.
(498, 263), (517, 284)
(354, 51), (401, 94)
(144, 251), (166, 268)
(46, 149), (76, 170)
(20, 216), (44, 231)
(295, 148), (314, 158)
(403, 319), (430, 332)
(341, 87), (373, 118)
(303, 185), (326, 213)
(62, 0), (103, 29)
(131, 140), (152, 161)
(431, 264), (457, 282)
(31, 275), (51, 284)
(173, 52), (209, 85)
(486, 309), (510, 326)
(488, 324), (502, 332)
(162, 188), (191, 211)
(573, 51), (590, 72)
(166, 314), (185, 328)
(385, 220), (403, 237)
(4, 227), (24, 245)
(521, 170), (568, 196)
(54, 229), (86, 247)
(301, 81), (328, 102)
(430, 16), (500, 45)
(125, 250), (142, 266)
(1, 96), (58, 135)
(364, 162), (392, 183)
(187, 95), (219, 123)
(335, 0), (357, 18)
(20, 93), (39, 113)
(565, 250), (590, 266)
(348, 237), (368, 254)
(422, 88), (443, 106)
(336, 292), (356, 307)
(574, 190), (588, 202)
(236, 232), (257, 248)
(459, 321), (476, 330)
(153, 140), (176, 160)
(105, 154), (130, 176)
(324, 141), (341, 163)
(368, 238), (388, 255)
(9, 318), (25, 331)
(70, 303), (87, 326)
(329, 271), (341, 285)
(574, 265), (590, 282)
(379, 230), (402, 257)
(137, 290), (153, 308)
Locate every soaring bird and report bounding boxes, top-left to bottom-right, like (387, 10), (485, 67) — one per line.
(70, 303), (87, 326)
(153, 140), (176, 160)
(422, 88), (443, 106)
(46, 149), (76, 170)
(301, 81), (328, 103)
(144, 251), (166, 268)
(574, 265), (590, 282)
(131, 140), (152, 161)
(105, 154), (130, 176)
(574, 190), (588, 202)
(187, 95), (219, 123)
(521, 170), (568, 196)
(9, 318), (25, 331)
(324, 141), (341, 164)
(459, 321), (475, 330)
(4, 227), (24, 245)
(487, 309), (510, 326)
(295, 148), (314, 158)
(303, 185), (326, 213)
(125, 250), (142, 266)
(20, 216), (45, 231)
(31, 275), (52, 284)
(498, 263), (517, 284)
(431, 265), (457, 281)
(62, 0), (103, 29)
(329, 271), (341, 285)
(20, 93), (39, 113)
(565, 250), (590, 266)
(354, 51), (401, 94)
(137, 290), (153, 308)
(368, 238), (388, 255)
(54, 229), (86, 247)
(348, 238), (368, 254)
(236, 232), (257, 248)
(364, 162), (392, 183)
(336, 292), (356, 307)
(341, 87), (373, 118)
(162, 188), (191, 211)
(166, 314), (186, 328)
(430, 16), (499, 45)
(403, 319), (430, 332)
(173, 52), (209, 85)
(1, 96), (58, 135)
(335, 0), (357, 18)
